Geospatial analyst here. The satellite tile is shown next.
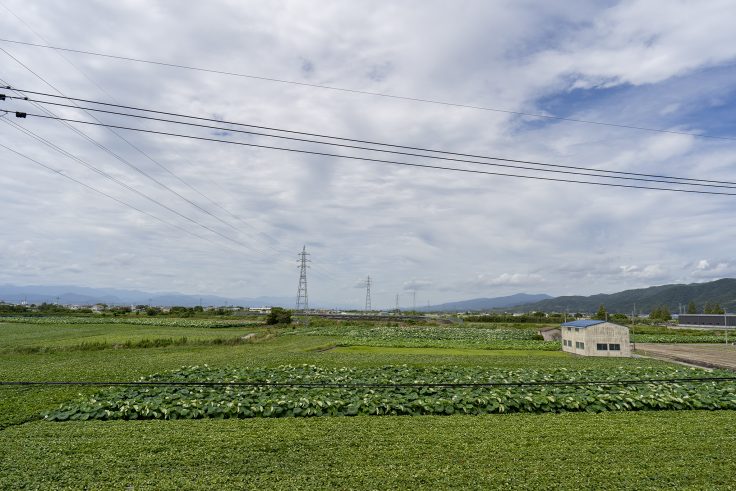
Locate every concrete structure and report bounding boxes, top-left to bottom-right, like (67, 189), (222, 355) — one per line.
(560, 320), (631, 357)
(678, 314), (736, 328)
(539, 327), (561, 341)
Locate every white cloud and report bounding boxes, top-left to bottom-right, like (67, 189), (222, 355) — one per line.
(619, 264), (667, 280)
(403, 279), (433, 291)
(468, 273), (545, 288)
(691, 259), (733, 279)
(0, 1), (735, 308)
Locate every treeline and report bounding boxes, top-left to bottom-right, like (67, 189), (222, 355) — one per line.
(0, 303), (93, 315)
(684, 300), (725, 314)
(0, 303), (237, 317)
(465, 313), (568, 323)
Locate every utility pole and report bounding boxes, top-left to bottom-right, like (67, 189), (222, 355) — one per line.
(725, 309), (728, 345)
(295, 245), (310, 326)
(395, 294), (400, 312)
(364, 275), (372, 312)
(631, 305), (636, 351)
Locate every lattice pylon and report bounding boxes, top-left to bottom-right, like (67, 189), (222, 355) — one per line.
(295, 245), (310, 326)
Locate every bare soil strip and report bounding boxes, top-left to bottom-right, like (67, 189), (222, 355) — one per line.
(636, 343), (736, 371)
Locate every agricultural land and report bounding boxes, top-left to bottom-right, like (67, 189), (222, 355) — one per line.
(1, 315), (735, 490)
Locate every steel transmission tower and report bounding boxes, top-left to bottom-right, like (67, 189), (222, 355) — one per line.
(364, 275), (372, 312)
(295, 245), (310, 325)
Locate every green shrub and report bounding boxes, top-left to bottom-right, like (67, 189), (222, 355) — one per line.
(265, 308), (292, 325)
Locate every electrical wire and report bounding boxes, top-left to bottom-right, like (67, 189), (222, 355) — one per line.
(8, 88), (736, 187)
(2, 91), (340, 282)
(0, 140), (224, 248)
(0, 37), (733, 142)
(9, 94), (736, 190)
(0, 48), (249, 236)
(0, 0), (289, 243)
(1, 117), (269, 253)
(14, 111), (736, 197)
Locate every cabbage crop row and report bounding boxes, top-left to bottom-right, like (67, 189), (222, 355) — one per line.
(0, 316), (258, 328)
(44, 364), (736, 421)
(285, 325), (559, 350)
(632, 333), (730, 343)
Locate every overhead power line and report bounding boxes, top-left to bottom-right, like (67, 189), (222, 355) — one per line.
(7, 88), (736, 188)
(7, 94), (736, 190)
(0, 140), (221, 247)
(1, 116), (267, 253)
(11, 110), (736, 197)
(0, 50), (245, 236)
(3, 118), (338, 280)
(0, 38), (733, 142)
(0, 5), (266, 237)
(2, 95), (341, 280)
(1, 90), (340, 280)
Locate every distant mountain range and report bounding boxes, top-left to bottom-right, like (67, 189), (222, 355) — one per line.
(417, 293), (552, 312)
(508, 278), (736, 314)
(0, 284), (294, 308)
(3, 278), (735, 313)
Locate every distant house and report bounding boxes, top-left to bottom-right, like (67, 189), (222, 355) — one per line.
(248, 307), (272, 314)
(560, 320), (631, 357)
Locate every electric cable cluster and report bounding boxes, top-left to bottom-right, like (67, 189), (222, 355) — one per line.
(2, 87), (735, 197)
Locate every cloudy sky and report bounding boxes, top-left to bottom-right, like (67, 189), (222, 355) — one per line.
(1, 0), (736, 308)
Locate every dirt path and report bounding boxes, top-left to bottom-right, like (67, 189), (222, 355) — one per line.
(636, 343), (736, 371)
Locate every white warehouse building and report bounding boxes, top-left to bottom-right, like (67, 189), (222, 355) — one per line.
(560, 320), (631, 357)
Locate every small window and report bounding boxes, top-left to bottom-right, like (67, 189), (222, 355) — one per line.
(609, 344), (621, 351)
(597, 343), (608, 351)
(567, 326), (572, 331)
(575, 341), (585, 349)
(575, 328), (580, 332)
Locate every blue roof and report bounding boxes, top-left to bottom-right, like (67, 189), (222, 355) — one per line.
(561, 320), (605, 328)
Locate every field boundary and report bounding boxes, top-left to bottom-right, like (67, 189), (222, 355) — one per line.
(636, 343), (736, 372)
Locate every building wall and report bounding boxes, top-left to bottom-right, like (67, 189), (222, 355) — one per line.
(678, 314), (736, 327)
(561, 322), (631, 357)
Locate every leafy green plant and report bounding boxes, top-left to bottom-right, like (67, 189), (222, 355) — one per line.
(44, 364), (736, 421)
(282, 325), (559, 350)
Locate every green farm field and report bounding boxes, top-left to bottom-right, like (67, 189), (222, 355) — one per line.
(1, 317), (735, 489)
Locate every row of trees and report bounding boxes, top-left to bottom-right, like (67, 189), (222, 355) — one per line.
(593, 301), (727, 322)
(684, 300), (725, 314)
(0, 303), (235, 317)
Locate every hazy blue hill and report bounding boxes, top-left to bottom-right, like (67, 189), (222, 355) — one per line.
(510, 278), (736, 314)
(0, 284), (293, 308)
(418, 293), (552, 312)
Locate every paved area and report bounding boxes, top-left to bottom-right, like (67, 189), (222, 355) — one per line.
(636, 343), (736, 371)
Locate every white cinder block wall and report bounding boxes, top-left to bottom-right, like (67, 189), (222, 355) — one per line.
(561, 322), (631, 357)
